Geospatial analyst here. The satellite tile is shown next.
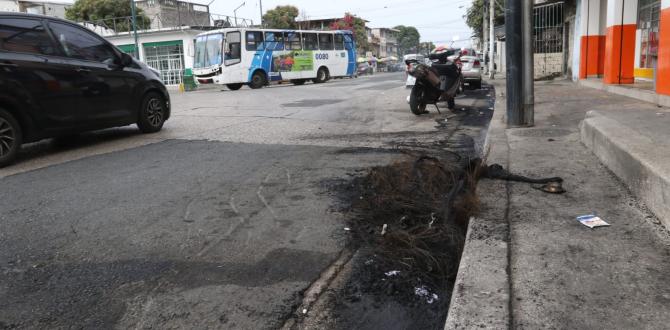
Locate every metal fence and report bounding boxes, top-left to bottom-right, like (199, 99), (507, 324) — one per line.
(533, 1), (564, 79)
(80, 13), (254, 37)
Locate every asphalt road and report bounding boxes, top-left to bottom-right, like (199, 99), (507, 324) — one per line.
(0, 73), (493, 329)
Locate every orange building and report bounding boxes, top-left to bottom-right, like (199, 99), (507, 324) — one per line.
(576, 0), (670, 95)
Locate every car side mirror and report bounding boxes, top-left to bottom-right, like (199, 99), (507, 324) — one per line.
(119, 52), (134, 67)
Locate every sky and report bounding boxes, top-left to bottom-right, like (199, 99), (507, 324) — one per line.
(205, 0), (474, 46)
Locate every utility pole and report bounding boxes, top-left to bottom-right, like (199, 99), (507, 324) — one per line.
(259, 0), (263, 27)
(488, 0), (495, 79)
(482, 1), (488, 73)
(522, 0), (534, 126)
(130, 0), (139, 59)
(233, 2), (245, 27)
(505, 0), (523, 126)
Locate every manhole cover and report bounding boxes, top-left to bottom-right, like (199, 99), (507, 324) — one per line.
(511, 128), (571, 137)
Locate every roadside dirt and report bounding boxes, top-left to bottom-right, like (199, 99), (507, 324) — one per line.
(283, 87), (495, 330)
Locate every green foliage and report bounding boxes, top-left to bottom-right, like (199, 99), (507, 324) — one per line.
(262, 5), (299, 29)
(393, 25), (421, 56)
(465, 0), (505, 39)
(66, 0), (151, 32)
(330, 13), (369, 54)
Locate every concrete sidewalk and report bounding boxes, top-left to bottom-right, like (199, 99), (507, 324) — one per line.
(446, 80), (670, 329)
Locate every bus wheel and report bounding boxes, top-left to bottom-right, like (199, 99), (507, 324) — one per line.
(291, 79), (306, 86)
(312, 67), (328, 83)
(227, 83), (243, 90)
(249, 71), (266, 89)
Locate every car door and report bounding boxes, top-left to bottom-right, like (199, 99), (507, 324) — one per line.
(46, 20), (136, 127)
(0, 16), (80, 132)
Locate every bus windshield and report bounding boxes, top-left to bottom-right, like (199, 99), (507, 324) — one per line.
(194, 33), (223, 68)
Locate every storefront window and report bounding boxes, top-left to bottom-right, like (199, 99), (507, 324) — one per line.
(638, 0), (661, 69)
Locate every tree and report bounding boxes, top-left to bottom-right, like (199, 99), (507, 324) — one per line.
(66, 0), (151, 32)
(394, 25), (420, 56)
(330, 13), (369, 55)
(465, 0), (504, 39)
(262, 5), (299, 29)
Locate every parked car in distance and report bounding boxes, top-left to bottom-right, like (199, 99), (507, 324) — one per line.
(460, 55), (483, 89)
(388, 63), (405, 72)
(357, 62), (374, 76)
(0, 13), (171, 167)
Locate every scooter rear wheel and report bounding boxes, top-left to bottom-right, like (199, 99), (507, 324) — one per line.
(409, 86), (427, 115)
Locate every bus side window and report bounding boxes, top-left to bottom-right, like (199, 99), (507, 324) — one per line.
(246, 31), (263, 51)
(225, 31), (241, 65)
(264, 31), (284, 50)
(318, 33), (333, 50)
(303, 33), (318, 50)
(334, 34), (344, 50)
(343, 34), (354, 50)
(285, 32), (302, 50)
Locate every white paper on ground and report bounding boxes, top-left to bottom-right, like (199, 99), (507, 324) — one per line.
(576, 214), (610, 228)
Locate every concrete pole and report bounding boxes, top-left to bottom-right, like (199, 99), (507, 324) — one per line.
(505, 0), (523, 126)
(522, 0), (534, 126)
(488, 0), (495, 78)
(259, 0), (263, 27)
(483, 1), (488, 73)
(130, 0), (139, 59)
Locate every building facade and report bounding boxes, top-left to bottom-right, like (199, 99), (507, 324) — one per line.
(574, 0), (670, 96)
(0, 0), (70, 18)
(370, 27), (399, 58)
(135, 0), (211, 29)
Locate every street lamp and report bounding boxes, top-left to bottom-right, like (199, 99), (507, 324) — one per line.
(233, 2), (245, 27)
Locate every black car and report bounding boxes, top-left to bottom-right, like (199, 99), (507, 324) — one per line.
(0, 13), (170, 167)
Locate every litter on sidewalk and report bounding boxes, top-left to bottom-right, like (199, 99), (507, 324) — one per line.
(576, 214), (610, 228)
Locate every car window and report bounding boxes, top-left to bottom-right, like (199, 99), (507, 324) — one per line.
(302, 33), (317, 50)
(334, 34), (344, 50)
(48, 21), (117, 63)
(0, 18), (57, 55)
(224, 31), (241, 65)
(245, 30), (263, 51)
(318, 33), (333, 50)
(264, 31), (283, 50)
(285, 32), (301, 50)
(343, 34), (354, 51)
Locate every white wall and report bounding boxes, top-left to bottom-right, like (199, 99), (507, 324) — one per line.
(106, 29), (203, 69)
(0, 0), (19, 12)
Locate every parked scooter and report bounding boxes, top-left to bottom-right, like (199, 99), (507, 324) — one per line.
(405, 48), (464, 115)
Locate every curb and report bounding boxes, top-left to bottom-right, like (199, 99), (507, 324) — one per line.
(445, 80), (511, 329)
(580, 111), (670, 231)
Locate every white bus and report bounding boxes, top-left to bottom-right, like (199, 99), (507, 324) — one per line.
(192, 28), (357, 90)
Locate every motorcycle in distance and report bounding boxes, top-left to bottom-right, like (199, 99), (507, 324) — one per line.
(405, 48), (464, 115)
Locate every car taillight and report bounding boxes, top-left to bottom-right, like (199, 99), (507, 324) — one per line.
(473, 60), (481, 68)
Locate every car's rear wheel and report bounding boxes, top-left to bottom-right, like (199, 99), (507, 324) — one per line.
(0, 109), (22, 168)
(473, 79), (482, 89)
(227, 83), (243, 90)
(137, 92), (166, 133)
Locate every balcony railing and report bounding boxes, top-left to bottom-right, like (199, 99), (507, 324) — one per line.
(80, 13), (254, 36)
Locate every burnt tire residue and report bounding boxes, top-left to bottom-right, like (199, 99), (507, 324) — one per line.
(316, 156), (481, 329)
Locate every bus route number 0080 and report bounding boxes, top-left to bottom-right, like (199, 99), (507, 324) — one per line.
(315, 53), (329, 60)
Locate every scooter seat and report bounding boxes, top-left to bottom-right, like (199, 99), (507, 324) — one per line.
(431, 63), (458, 78)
